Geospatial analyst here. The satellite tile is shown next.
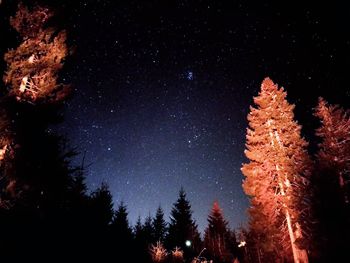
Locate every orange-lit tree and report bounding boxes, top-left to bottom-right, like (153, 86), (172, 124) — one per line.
(315, 97), (350, 203)
(204, 201), (232, 262)
(241, 78), (311, 263)
(3, 2), (70, 103)
(313, 97), (350, 260)
(0, 2), (70, 206)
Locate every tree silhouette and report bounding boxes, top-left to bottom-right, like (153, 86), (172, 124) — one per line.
(204, 201), (233, 262)
(166, 188), (202, 261)
(89, 182), (114, 227)
(153, 206), (167, 243)
(241, 78), (311, 263)
(111, 202), (134, 260)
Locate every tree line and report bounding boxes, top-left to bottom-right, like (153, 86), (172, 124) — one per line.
(0, 4), (241, 263)
(1, 2), (349, 263)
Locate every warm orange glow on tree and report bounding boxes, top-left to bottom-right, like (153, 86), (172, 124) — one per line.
(315, 97), (350, 202)
(3, 3), (69, 103)
(241, 78), (311, 263)
(0, 3), (71, 209)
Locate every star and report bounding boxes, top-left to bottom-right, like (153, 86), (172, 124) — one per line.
(186, 71), (194, 80)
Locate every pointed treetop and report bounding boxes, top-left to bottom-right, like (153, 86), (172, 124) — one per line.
(261, 77), (276, 92)
(212, 201), (221, 212)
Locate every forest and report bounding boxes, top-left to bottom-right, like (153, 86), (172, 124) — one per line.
(0, 2), (349, 263)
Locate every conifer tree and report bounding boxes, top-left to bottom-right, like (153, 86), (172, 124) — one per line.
(312, 97), (350, 261)
(3, 2), (70, 103)
(144, 214), (155, 244)
(111, 202), (134, 260)
(314, 97), (350, 203)
(204, 201), (232, 262)
(89, 182), (114, 227)
(0, 2), (72, 208)
(166, 188), (202, 260)
(153, 206), (167, 242)
(134, 216), (143, 238)
(112, 201), (133, 236)
(241, 78), (311, 263)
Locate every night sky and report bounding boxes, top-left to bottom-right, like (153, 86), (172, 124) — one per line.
(1, 1), (349, 233)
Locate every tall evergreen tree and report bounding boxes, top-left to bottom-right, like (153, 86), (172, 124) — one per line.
(204, 201), (232, 262)
(166, 188), (202, 261)
(134, 216), (147, 262)
(134, 216), (143, 238)
(315, 97), (350, 203)
(312, 97), (350, 261)
(241, 78), (311, 263)
(111, 202), (134, 260)
(0, 2), (72, 210)
(144, 214), (155, 243)
(89, 182), (114, 227)
(0, 3), (92, 261)
(153, 205), (167, 242)
(3, 2), (70, 103)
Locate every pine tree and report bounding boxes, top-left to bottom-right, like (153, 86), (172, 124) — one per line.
(89, 182), (114, 227)
(166, 188), (202, 260)
(134, 216), (149, 262)
(312, 97), (350, 261)
(0, 2), (72, 209)
(314, 97), (350, 203)
(241, 78), (311, 263)
(153, 206), (167, 242)
(134, 216), (143, 238)
(111, 202), (134, 260)
(3, 2), (70, 103)
(144, 214), (155, 244)
(204, 201), (232, 262)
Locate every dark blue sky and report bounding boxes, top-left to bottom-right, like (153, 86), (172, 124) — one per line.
(40, 0), (348, 233)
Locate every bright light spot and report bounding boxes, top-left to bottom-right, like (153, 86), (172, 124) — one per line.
(238, 241), (246, 248)
(185, 240), (192, 247)
(187, 71), (193, 80)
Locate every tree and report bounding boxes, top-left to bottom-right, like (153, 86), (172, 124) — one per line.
(153, 206), (167, 243)
(312, 97), (350, 261)
(111, 202), (134, 260)
(314, 97), (350, 203)
(89, 182), (114, 227)
(204, 201), (234, 262)
(241, 78), (311, 263)
(166, 188), (202, 261)
(3, 2), (70, 103)
(0, 2), (72, 210)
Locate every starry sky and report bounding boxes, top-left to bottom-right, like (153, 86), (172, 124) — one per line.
(1, 0), (349, 233)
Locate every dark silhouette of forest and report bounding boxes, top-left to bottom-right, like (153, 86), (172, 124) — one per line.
(0, 2), (349, 263)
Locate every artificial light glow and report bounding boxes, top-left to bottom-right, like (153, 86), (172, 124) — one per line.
(238, 241), (246, 247)
(185, 240), (192, 247)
